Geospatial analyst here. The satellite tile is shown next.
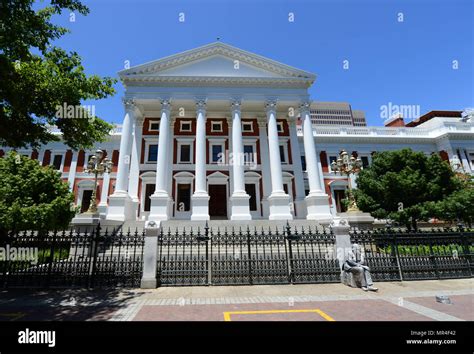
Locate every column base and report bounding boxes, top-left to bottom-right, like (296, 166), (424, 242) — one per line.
(191, 193), (210, 220)
(106, 193), (135, 222)
(305, 193), (332, 223)
(268, 192), (293, 220)
(293, 197), (307, 219)
(149, 192), (172, 222)
(261, 196), (270, 219)
(230, 193), (252, 220)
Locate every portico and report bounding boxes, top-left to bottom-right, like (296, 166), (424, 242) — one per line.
(105, 42), (331, 223)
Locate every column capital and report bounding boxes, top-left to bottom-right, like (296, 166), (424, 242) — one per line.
(123, 98), (137, 112)
(257, 118), (267, 128)
(161, 99), (171, 115)
(299, 101), (311, 116)
(231, 99), (241, 114)
(135, 115), (145, 127)
(265, 101), (277, 115)
(196, 99), (207, 114)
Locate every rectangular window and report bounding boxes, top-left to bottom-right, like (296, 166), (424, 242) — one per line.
(52, 154), (62, 170)
(180, 144), (191, 163)
(177, 184), (191, 211)
(242, 122), (253, 132)
(180, 121), (192, 132)
(245, 184), (257, 211)
(361, 156), (369, 168)
(244, 145), (254, 164)
(279, 145), (286, 163)
(148, 144), (158, 162)
(212, 145), (223, 163)
(329, 156), (337, 170)
(277, 122), (284, 133)
(149, 121), (159, 131)
(211, 121), (223, 132)
(301, 156), (307, 171)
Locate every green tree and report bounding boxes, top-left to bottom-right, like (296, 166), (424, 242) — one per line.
(0, 152), (76, 237)
(353, 149), (461, 229)
(0, 0), (116, 150)
(428, 176), (474, 228)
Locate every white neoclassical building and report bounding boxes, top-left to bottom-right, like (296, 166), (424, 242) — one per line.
(2, 42), (473, 223)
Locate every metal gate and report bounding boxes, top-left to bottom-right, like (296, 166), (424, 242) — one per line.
(156, 223), (340, 286)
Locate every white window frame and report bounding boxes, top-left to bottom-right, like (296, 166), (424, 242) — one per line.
(176, 137), (194, 164)
(173, 172), (194, 219)
(210, 121), (223, 133)
(328, 154), (338, 172)
(180, 120), (192, 132)
(208, 138), (226, 164)
(242, 138), (258, 168)
(276, 121), (284, 133)
(148, 120), (160, 132)
(144, 138), (159, 164)
(279, 142), (289, 164)
(242, 121), (254, 133)
(50, 151), (66, 172)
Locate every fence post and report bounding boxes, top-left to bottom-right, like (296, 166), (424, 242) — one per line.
(206, 222), (211, 286)
(330, 218), (351, 275)
(140, 220), (160, 289)
(388, 225), (404, 281)
(458, 223), (471, 277)
(88, 223), (101, 289)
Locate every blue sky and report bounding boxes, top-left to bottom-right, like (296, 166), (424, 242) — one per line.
(48, 0), (473, 126)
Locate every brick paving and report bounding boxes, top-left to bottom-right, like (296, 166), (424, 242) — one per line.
(0, 279), (472, 322)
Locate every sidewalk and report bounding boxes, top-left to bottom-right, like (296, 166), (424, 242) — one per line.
(0, 279), (472, 321)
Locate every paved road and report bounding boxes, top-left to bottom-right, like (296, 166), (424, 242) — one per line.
(0, 279), (472, 321)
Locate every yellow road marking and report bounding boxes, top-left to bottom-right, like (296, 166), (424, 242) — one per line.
(223, 309), (335, 322)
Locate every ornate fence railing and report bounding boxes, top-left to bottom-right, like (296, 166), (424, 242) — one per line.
(350, 227), (474, 281)
(1, 224), (472, 288)
(0, 225), (144, 289)
(157, 224), (340, 286)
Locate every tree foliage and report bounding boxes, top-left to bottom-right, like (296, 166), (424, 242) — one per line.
(427, 176), (474, 227)
(0, 152), (76, 235)
(353, 149), (461, 229)
(0, 0), (116, 150)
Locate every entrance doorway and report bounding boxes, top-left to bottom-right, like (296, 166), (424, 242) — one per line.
(208, 184), (227, 219)
(334, 189), (347, 213)
(81, 190), (93, 213)
(144, 184), (156, 212)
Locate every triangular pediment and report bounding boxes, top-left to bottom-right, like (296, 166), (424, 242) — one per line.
(119, 42), (315, 87)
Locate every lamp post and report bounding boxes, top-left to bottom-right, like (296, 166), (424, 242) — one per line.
(84, 149), (113, 214)
(331, 150), (363, 212)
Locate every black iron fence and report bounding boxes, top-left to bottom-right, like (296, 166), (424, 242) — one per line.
(1, 223), (472, 289)
(157, 224), (340, 286)
(350, 226), (474, 281)
(0, 225), (144, 288)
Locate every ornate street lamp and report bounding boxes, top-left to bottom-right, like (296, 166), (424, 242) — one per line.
(331, 149), (363, 212)
(84, 149), (113, 214)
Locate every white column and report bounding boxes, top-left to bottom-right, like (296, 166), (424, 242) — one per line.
(128, 116), (144, 201)
(288, 118), (306, 218)
(149, 100), (173, 221)
(106, 99), (136, 221)
(67, 151), (78, 192)
(191, 99), (210, 220)
(265, 101), (293, 220)
(230, 100), (251, 220)
(300, 102), (331, 221)
(114, 101), (135, 194)
(258, 119), (272, 218)
(460, 149), (472, 173)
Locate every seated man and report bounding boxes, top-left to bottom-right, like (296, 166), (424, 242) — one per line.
(342, 244), (378, 292)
